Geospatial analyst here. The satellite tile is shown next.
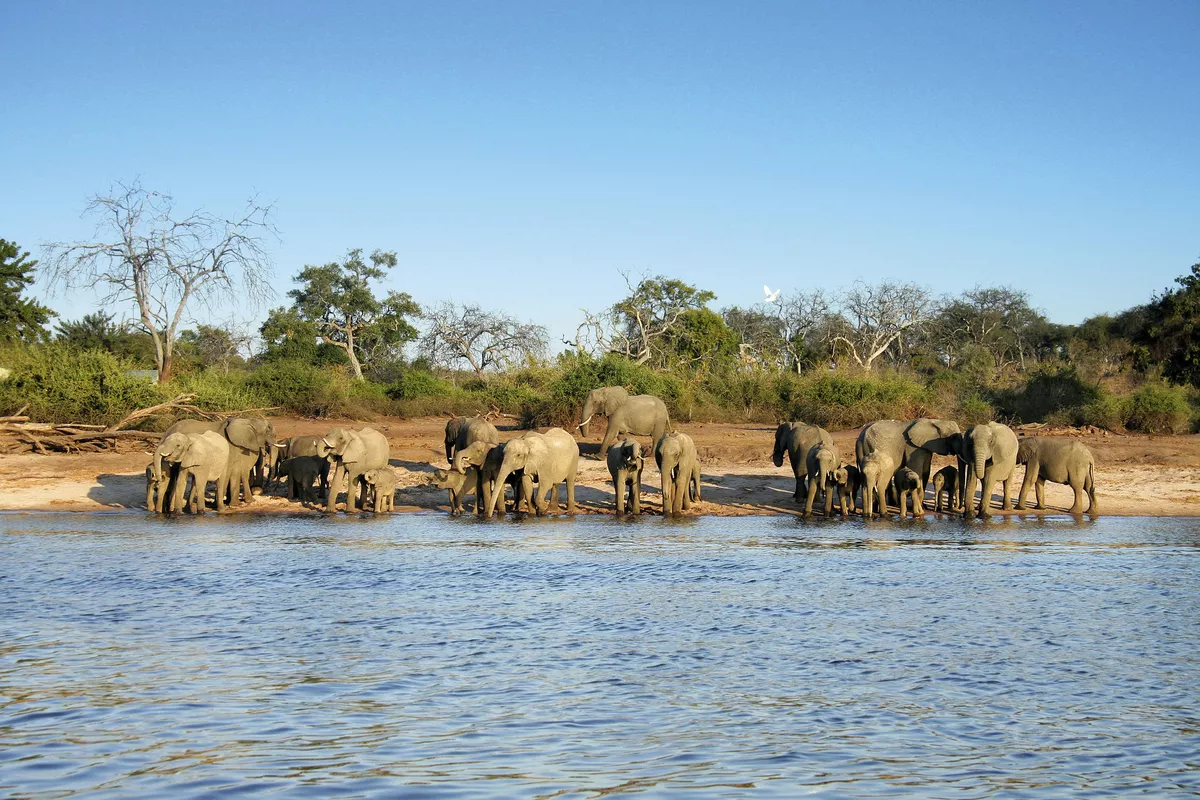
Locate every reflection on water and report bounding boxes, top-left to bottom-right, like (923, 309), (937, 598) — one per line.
(3, 514), (1200, 798)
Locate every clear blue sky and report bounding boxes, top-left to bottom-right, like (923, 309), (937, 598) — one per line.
(3, 0), (1197, 347)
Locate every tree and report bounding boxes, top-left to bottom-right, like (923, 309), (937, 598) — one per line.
(928, 286), (1046, 371)
(421, 302), (547, 378)
(288, 248), (420, 380)
(44, 180), (275, 382)
(0, 239), (55, 343)
(828, 281), (932, 371)
(175, 324), (250, 374)
(258, 307), (348, 366)
(775, 290), (832, 374)
(54, 311), (157, 365)
(1137, 261), (1200, 387)
(722, 306), (786, 370)
(610, 273), (716, 366)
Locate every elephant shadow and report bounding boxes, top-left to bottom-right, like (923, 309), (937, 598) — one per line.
(697, 478), (810, 516)
(88, 473), (149, 509)
(391, 458), (441, 474)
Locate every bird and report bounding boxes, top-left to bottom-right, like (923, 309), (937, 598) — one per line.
(763, 285), (781, 303)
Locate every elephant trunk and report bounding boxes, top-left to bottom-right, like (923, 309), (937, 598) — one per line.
(579, 398), (595, 436)
(974, 451), (987, 478)
(488, 465), (513, 516)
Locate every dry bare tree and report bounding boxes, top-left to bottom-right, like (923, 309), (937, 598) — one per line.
(44, 180), (275, 382)
(421, 302), (548, 378)
(828, 281), (932, 370)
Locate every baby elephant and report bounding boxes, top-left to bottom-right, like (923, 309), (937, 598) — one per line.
(839, 464), (862, 515)
(277, 455), (326, 504)
(607, 438), (645, 516)
(894, 467), (925, 518)
(1015, 437), (1098, 515)
(361, 468), (397, 513)
(931, 465), (960, 513)
(432, 466), (477, 515)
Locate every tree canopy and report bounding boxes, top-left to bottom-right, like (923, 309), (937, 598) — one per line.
(0, 239), (55, 343)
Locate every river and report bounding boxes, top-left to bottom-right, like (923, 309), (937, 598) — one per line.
(2, 513), (1199, 798)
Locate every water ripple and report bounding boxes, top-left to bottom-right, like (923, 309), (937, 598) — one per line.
(2, 514), (1199, 798)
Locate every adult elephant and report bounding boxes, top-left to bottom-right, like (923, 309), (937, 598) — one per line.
(904, 418), (963, 487)
(169, 432), (230, 513)
(163, 417), (275, 506)
(773, 421), (834, 502)
(961, 421), (1019, 519)
(487, 428), (578, 516)
(319, 427), (391, 513)
(855, 420), (909, 512)
(577, 386), (629, 438)
(449, 416), (500, 510)
(1015, 437), (1098, 515)
(444, 416), (468, 464)
(655, 431), (701, 516)
(597, 395), (670, 459)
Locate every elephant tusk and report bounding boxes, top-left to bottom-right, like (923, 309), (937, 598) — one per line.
(577, 415), (592, 430)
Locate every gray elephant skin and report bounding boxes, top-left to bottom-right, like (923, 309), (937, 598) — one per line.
(607, 438), (645, 516)
(278, 436), (330, 499)
(319, 427), (391, 512)
(931, 465), (960, 513)
(452, 439), (525, 517)
(578, 386), (630, 438)
(432, 467), (477, 515)
(596, 395), (670, 459)
(859, 451), (896, 517)
(804, 441), (842, 517)
(444, 416), (468, 464)
(277, 455), (326, 503)
(655, 431), (701, 516)
(361, 468), (397, 513)
(905, 418), (965, 505)
(164, 417), (276, 507)
(449, 416), (501, 510)
(1015, 437), (1098, 515)
(775, 421), (835, 501)
(488, 428), (579, 516)
(893, 467), (924, 517)
(153, 431), (230, 514)
(961, 421), (1019, 519)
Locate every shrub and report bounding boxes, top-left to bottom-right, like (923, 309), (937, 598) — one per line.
(956, 395), (996, 426)
(1126, 383), (1192, 434)
(787, 372), (931, 429)
(0, 343), (165, 425)
(170, 370), (270, 415)
(242, 360), (349, 417)
(1076, 393), (1130, 431)
(992, 368), (1100, 424)
(389, 370), (454, 401)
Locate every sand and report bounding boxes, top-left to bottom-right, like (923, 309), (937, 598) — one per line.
(1, 416), (1198, 517)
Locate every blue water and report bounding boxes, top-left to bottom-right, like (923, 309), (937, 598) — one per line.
(2, 513), (1199, 798)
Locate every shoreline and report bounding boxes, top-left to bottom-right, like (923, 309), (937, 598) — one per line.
(1, 417), (1198, 517)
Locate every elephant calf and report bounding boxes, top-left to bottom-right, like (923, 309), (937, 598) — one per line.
(860, 452), (895, 517)
(432, 467), (477, 515)
(1015, 437), (1098, 515)
(277, 456), (326, 504)
(362, 468), (397, 513)
(607, 438), (645, 516)
(931, 465), (960, 513)
(894, 467), (925, 518)
(804, 442), (841, 517)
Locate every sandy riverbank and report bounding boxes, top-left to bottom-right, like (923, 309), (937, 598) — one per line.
(1, 417), (1198, 516)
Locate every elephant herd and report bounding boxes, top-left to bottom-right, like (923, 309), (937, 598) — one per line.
(144, 386), (1099, 519)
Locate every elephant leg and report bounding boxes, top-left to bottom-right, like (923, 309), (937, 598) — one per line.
(1035, 478), (1046, 510)
(170, 472), (188, 514)
(474, 467), (487, 516)
(691, 464), (702, 502)
(914, 491), (924, 516)
(978, 468), (995, 518)
(803, 478), (818, 517)
(326, 464), (345, 512)
(1068, 479), (1085, 514)
(599, 421), (619, 459)
(1016, 462), (1036, 509)
(565, 475), (576, 514)
(1001, 477), (1013, 510)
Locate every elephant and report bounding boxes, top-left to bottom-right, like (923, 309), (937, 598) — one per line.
(361, 468), (397, 513)
(773, 421), (835, 501)
(804, 441), (841, 517)
(855, 419), (910, 503)
(487, 428), (578, 516)
(931, 465), (960, 513)
(145, 465), (159, 511)
(449, 416), (500, 504)
(961, 421), (1019, 519)
(904, 418), (963, 482)
(607, 438), (645, 516)
(444, 416), (468, 464)
(165, 417), (275, 506)
(278, 436), (330, 499)
(452, 440), (510, 516)
(578, 386), (631, 438)
(1015, 437), (1098, 515)
(277, 455), (326, 503)
(597, 395), (671, 459)
(655, 431), (701, 516)
(432, 466), (477, 515)
(840, 464), (864, 515)
(894, 466), (925, 518)
(318, 427), (391, 513)
(860, 451), (896, 517)
(153, 431), (230, 514)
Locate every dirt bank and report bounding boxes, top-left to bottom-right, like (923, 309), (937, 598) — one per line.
(1, 417), (1198, 517)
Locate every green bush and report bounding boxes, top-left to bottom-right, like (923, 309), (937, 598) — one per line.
(1126, 383), (1192, 434)
(170, 370), (270, 415)
(0, 343), (165, 425)
(242, 360), (348, 417)
(786, 372), (931, 429)
(389, 370), (454, 401)
(956, 394), (996, 426)
(992, 368), (1100, 424)
(1076, 393), (1130, 431)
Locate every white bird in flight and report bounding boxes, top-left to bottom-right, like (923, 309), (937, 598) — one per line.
(763, 285), (781, 303)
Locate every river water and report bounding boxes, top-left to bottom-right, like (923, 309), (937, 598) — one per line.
(2, 513), (1199, 798)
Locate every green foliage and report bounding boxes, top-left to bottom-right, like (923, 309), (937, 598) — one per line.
(389, 370), (454, 400)
(0, 343), (163, 425)
(288, 248), (420, 379)
(785, 372), (930, 429)
(991, 368), (1101, 424)
(1137, 262), (1200, 387)
(169, 370), (268, 414)
(241, 360), (351, 417)
(0, 239), (55, 343)
(1126, 382), (1193, 434)
(54, 312), (157, 366)
(1076, 393), (1131, 432)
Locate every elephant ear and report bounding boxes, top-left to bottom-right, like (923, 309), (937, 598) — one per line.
(225, 419), (262, 452)
(180, 439), (205, 470)
(341, 434), (367, 463)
